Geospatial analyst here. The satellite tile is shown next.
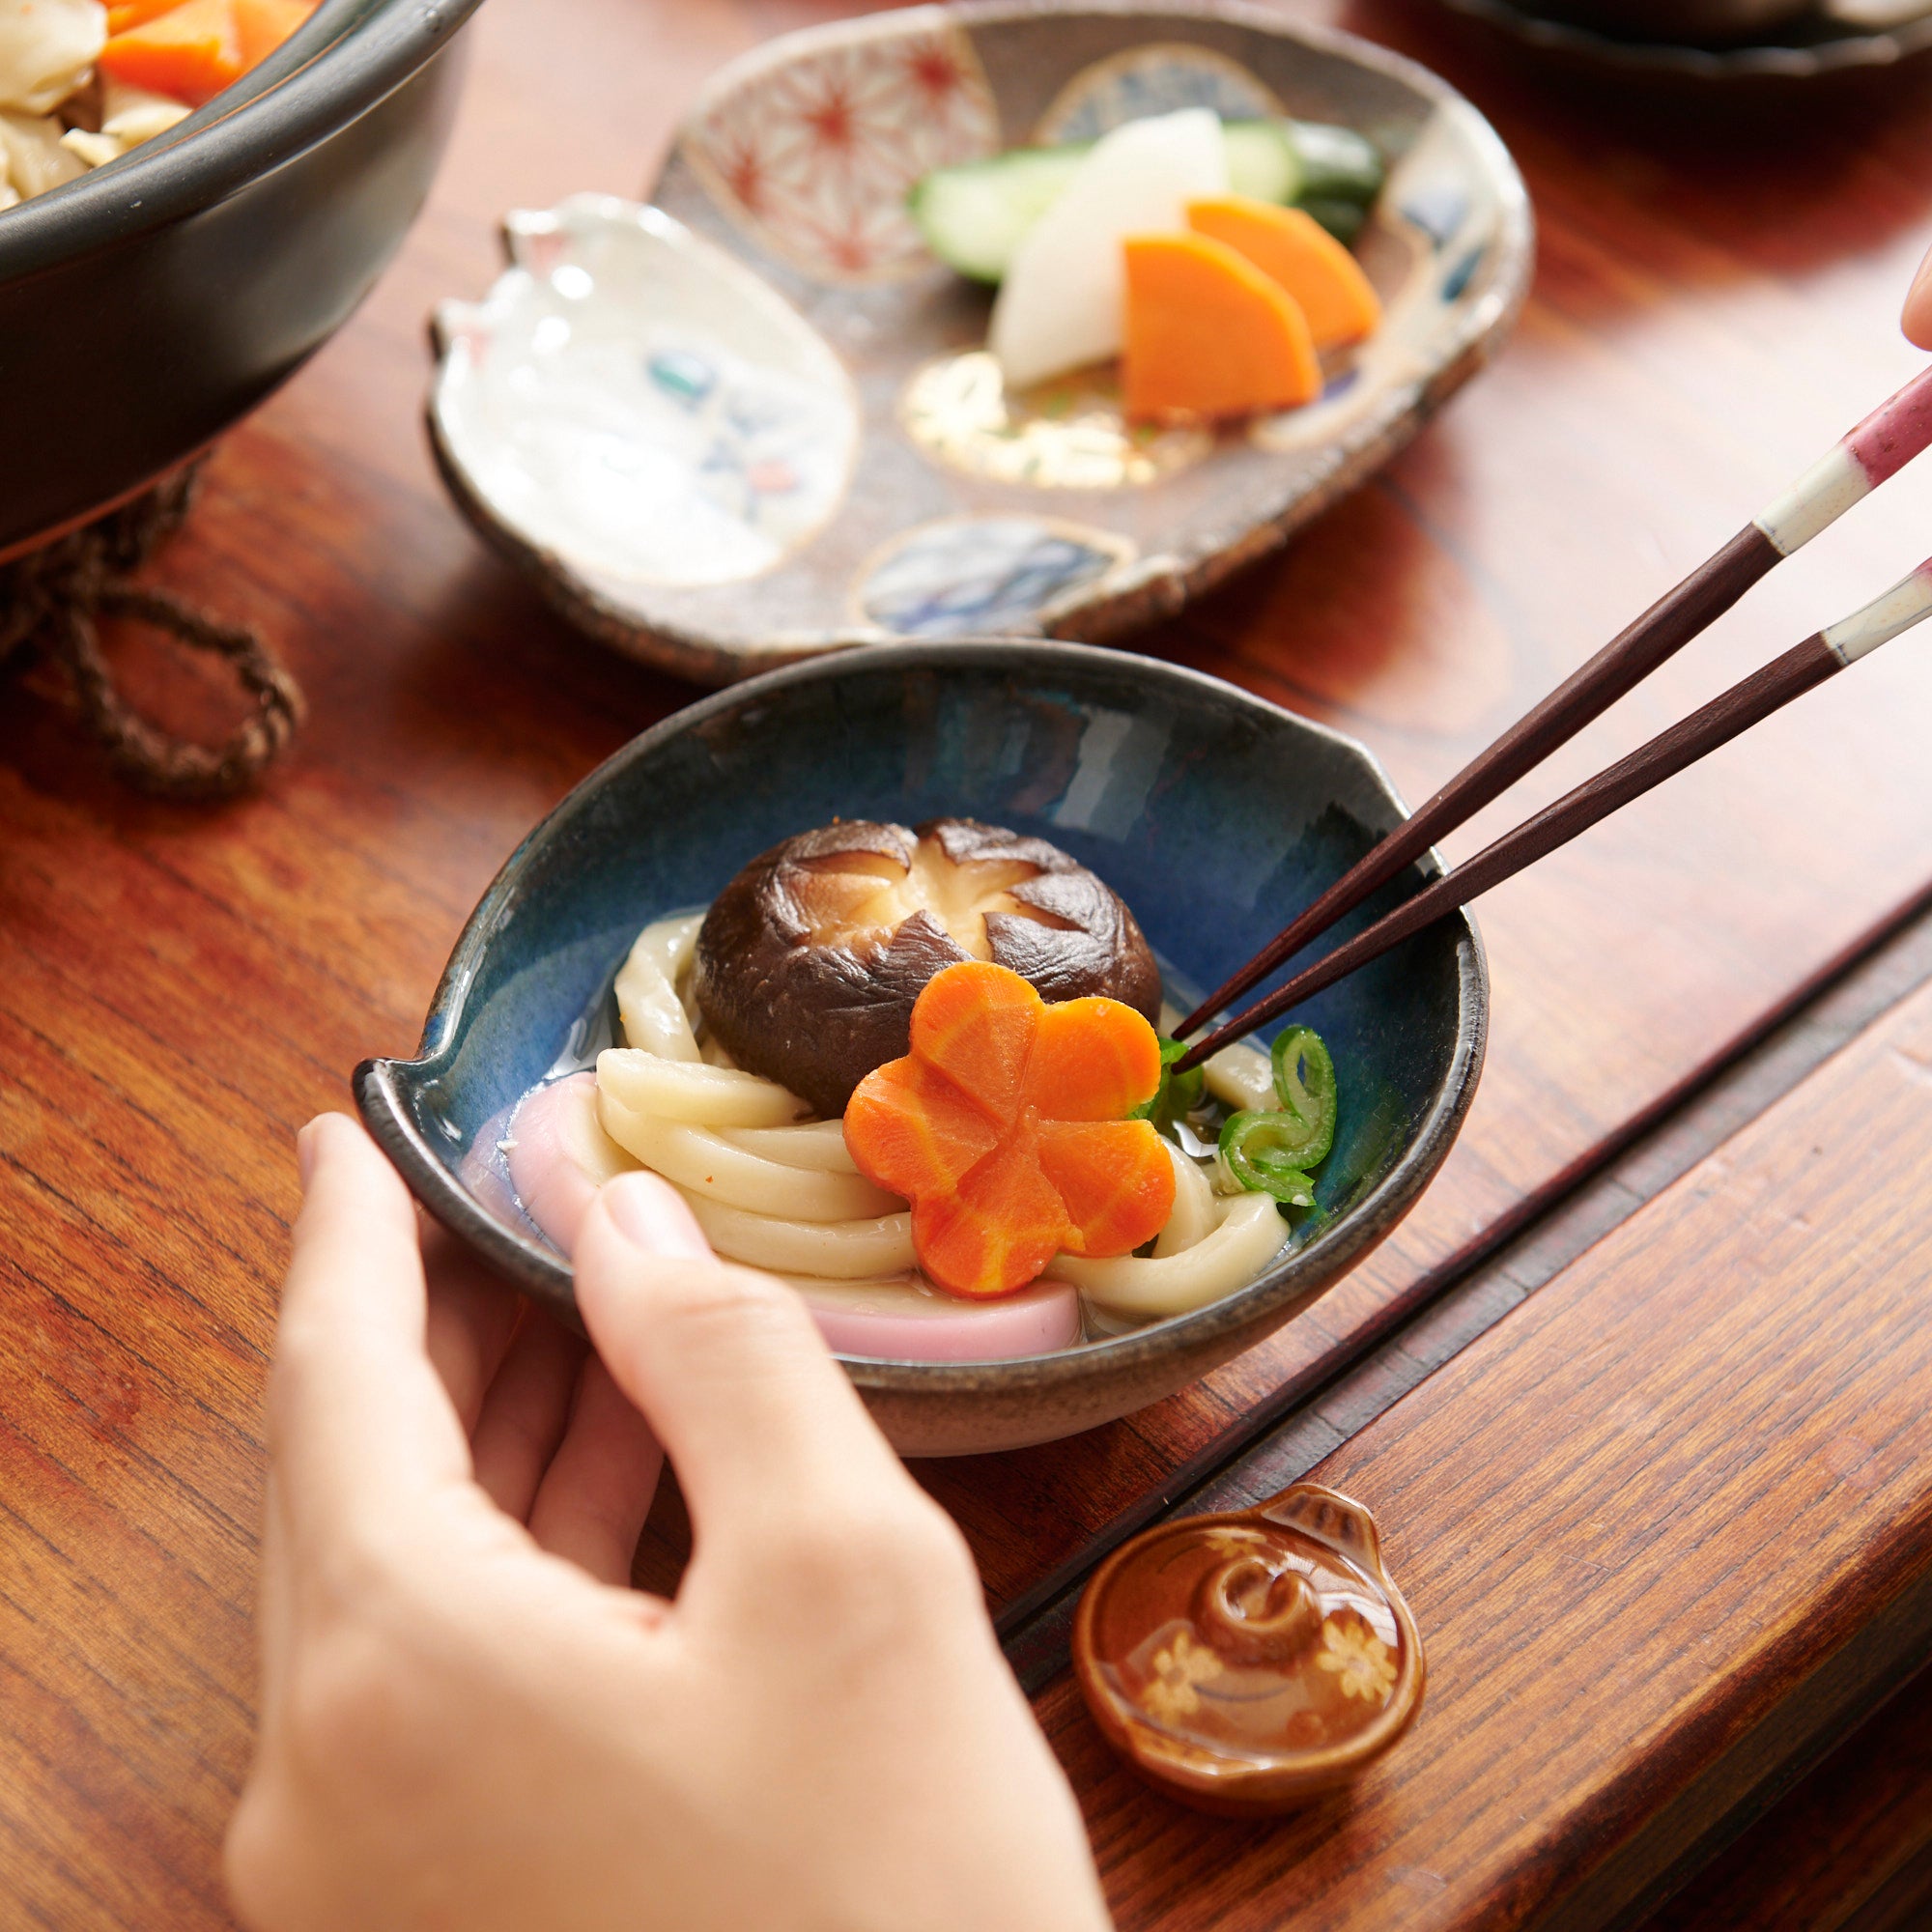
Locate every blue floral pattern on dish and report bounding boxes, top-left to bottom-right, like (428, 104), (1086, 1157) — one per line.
(1036, 43), (1280, 143)
(859, 518), (1128, 638)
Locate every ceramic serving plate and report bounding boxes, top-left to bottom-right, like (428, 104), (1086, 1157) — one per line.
(429, 0), (1531, 685)
(355, 643), (1487, 1456)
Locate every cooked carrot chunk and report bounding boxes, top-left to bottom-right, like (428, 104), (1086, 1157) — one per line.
(99, 0), (316, 108)
(845, 960), (1175, 1299)
(99, 0), (242, 106)
(1185, 196), (1382, 350)
(105, 0), (194, 34)
(234, 0), (315, 71)
(1121, 232), (1321, 423)
(1036, 1119), (1177, 1257)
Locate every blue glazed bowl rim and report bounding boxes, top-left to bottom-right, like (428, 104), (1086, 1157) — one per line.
(0, 0), (487, 283)
(355, 639), (1489, 1395)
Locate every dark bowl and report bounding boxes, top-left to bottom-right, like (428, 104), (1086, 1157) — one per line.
(0, 0), (486, 561)
(1504, 0), (1810, 40)
(355, 643), (1488, 1456)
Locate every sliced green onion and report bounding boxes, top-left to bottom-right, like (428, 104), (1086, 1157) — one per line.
(1218, 1111), (1319, 1207)
(1268, 1026), (1337, 1169)
(1133, 1037), (1206, 1129)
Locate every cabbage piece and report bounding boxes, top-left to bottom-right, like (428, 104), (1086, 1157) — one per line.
(0, 108), (86, 198)
(0, 0), (105, 117)
(101, 74), (189, 144)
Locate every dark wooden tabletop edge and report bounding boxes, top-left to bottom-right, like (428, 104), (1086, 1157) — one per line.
(1563, 1562), (1932, 1932)
(1004, 875), (1932, 1691)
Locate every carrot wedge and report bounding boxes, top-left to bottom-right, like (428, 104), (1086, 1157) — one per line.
(1186, 196), (1382, 350)
(1121, 232), (1322, 423)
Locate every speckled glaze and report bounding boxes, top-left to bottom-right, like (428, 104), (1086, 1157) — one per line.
(354, 643), (1487, 1457)
(1073, 1483), (1425, 1812)
(428, 0), (1532, 684)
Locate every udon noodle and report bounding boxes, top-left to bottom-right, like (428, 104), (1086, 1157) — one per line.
(506, 909), (1301, 1362)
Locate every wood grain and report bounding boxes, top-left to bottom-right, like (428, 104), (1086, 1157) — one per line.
(6, 0), (1932, 1924)
(1040, 971), (1932, 1931)
(1182, 626), (1847, 1066)
(1631, 1659), (1932, 1932)
(1178, 521), (1780, 1040)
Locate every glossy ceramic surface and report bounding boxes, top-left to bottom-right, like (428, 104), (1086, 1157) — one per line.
(1074, 1484), (1425, 1812)
(1443, 0), (1932, 76)
(355, 643), (1487, 1457)
(429, 0), (1532, 685)
(0, 0), (485, 559)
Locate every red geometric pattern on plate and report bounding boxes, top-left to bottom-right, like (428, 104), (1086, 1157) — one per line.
(681, 19), (1000, 284)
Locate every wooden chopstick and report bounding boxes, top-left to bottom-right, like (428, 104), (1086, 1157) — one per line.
(1174, 556), (1932, 1072)
(1176, 363), (1932, 1042)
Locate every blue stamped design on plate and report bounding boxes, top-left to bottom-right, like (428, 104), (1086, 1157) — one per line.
(860, 518), (1128, 638)
(1400, 183), (1470, 249)
(1440, 245), (1485, 302)
(647, 349), (717, 406)
(1037, 44), (1280, 143)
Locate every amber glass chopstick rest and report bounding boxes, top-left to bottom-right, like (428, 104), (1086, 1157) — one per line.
(1072, 1483), (1424, 1814)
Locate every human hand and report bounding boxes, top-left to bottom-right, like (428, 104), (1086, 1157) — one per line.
(225, 1114), (1112, 1932)
(1906, 241), (1932, 349)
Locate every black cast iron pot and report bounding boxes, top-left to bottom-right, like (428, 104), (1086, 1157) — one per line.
(0, 0), (487, 560)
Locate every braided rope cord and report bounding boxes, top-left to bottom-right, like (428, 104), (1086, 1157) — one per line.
(0, 467), (305, 801)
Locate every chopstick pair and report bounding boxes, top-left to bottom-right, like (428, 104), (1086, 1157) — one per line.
(1174, 364), (1932, 1072)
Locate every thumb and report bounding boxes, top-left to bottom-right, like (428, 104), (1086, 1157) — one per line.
(1906, 240), (1932, 351)
(573, 1173), (907, 1545)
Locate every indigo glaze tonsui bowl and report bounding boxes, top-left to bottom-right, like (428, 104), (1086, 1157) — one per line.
(355, 644), (1487, 1456)
(0, 0), (485, 559)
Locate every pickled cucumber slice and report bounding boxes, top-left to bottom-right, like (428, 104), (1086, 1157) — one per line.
(910, 117), (1381, 283)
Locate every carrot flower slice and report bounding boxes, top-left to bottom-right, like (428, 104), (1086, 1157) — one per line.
(845, 960), (1176, 1299)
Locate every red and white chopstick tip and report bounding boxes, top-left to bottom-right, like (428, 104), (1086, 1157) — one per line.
(1847, 362), (1932, 489)
(1823, 558), (1932, 668)
(1754, 365), (1932, 557)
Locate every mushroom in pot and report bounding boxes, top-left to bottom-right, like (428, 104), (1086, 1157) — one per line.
(693, 817), (1162, 1117)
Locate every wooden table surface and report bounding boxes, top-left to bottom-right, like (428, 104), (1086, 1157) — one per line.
(7, 0), (1932, 1925)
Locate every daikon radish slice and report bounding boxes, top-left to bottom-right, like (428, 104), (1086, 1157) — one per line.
(1185, 196), (1380, 349)
(1052, 1192), (1287, 1319)
(596, 1045), (805, 1128)
(988, 107), (1226, 391)
(506, 1072), (637, 1255)
(1121, 232), (1321, 422)
(775, 1273), (1081, 1361)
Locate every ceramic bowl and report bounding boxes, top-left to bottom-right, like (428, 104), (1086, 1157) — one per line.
(1508, 0), (1811, 39)
(355, 643), (1486, 1457)
(0, 0), (484, 560)
(428, 0), (1532, 685)
(1441, 0), (1932, 75)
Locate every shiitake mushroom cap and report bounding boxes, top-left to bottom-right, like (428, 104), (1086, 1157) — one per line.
(693, 817), (1162, 1118)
